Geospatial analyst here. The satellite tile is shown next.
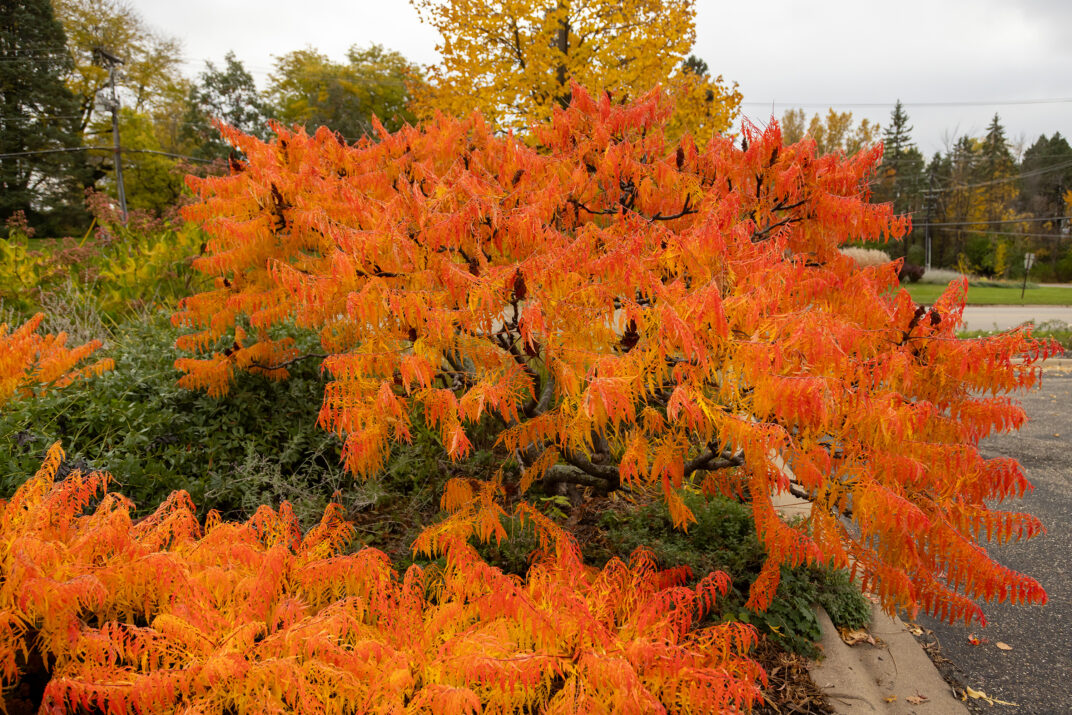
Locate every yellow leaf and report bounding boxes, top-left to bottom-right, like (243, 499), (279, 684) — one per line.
(839, 627), (875, 647)
(409, 0), (741, 142)
(964, 686), (1017, 706)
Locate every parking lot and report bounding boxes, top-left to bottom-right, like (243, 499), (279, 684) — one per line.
(917, 372), (1072, 714)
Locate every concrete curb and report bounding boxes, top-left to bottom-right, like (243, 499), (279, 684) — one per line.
(809, 604), (968, 714)
(769, 495), (968, 713)
(1042, 357), (1072, 373)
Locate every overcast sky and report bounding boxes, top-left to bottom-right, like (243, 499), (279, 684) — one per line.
(137, 0), (1071, 158)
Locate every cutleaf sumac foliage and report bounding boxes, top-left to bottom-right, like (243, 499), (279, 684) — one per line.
(173, 83), (1055, 628)
(0, 313), (113, 407)
(0, 446), (763, 713)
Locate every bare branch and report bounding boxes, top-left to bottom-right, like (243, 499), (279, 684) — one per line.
(562, 449), (621, 490)
(249, 352), (328, 371)
(543, 464), (609, 489)
(683, 445), (744, 477)
(751, 216), (800, 242)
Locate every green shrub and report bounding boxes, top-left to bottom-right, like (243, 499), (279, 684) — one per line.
(817, 566), (872, 630)
(1057, 251), (1072, 283)
(0, 312), (347, 525)
(1, 194), (204, 320)
(592, 491), (870, 656)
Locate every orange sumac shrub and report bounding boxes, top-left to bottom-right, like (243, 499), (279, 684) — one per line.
(0, 313), (113, 408)
(0, 445), (764, 713)
(172, 82), (1056, 625)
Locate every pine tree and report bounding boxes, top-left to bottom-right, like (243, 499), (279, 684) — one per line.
(875, 100), (925, 259)
(979, 113), (1017, 228)
(1020, 133), (1072, 216)
(0, 0), (86, 233)
(1019, 133), (1072, 277)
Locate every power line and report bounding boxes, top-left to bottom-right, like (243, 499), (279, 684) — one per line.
(936, 159), (1072, 191)
(867, 157), (1072, 193)
(744, 98), (1072, 108)
(0, 146), (214, 163)
(911, 216), (1071, 227)
(912, 226), (1070, 240)
(0, 114), (89, 121)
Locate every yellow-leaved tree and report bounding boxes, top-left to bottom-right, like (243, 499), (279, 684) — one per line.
(780, 108), (881, 156)
(409, 0), (741, 142)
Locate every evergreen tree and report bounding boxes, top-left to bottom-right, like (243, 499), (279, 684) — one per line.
(1020, 133), (1072, 277)
(0, 0), (86, 233)
(1020, 133), (1072, 217)
(681, 54), (709, 77)
(875, 100), (925, 258)
(928, 137), (983, 269)
(979, 113), (1017, 227)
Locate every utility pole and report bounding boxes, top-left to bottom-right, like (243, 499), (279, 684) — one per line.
(924, 173), (934, 271)
(93, 47), (127, 223)
(1021, 252), (1035, 300)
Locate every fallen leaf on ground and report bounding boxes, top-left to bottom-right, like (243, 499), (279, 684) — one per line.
(995, 641), (1013, 650)
(963, 686), (1018, 706)
(884, 695), (897, 703)
(905, 623), (923, 636)
(906, 694), (928, 704)
(967, 633), (988, 645)
(839, 627), (876, 646)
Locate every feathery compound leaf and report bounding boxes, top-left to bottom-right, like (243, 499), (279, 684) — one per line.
(0, 455), (762, 713)
(0, 314), (112, 406)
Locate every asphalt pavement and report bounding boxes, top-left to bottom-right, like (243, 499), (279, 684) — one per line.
(915, 373), (1072, 714)
(960, 306), (1072, 332)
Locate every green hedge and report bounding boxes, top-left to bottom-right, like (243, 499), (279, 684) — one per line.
(0, 313), (348, 524)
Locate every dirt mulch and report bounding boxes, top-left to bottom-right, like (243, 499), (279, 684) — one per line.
(752, 636), (832, 714)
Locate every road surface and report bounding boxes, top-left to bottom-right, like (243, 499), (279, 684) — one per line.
(960, 306), (1072, 332)
(915, 374), (1072, 714)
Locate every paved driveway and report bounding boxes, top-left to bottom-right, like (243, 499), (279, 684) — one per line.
(960, 306), (1072, 331)
(916, 374), (1072, 714)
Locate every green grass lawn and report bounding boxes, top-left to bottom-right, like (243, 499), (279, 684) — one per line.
(905, 283), (1072, 305)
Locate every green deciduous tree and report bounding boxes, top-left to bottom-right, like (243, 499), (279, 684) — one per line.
(49, 0), (186, 221)
(267, 44), (419, 140)
(52, 0), (184, 135)
(181, 52), (272, 161)
(101, 108), (183, 213)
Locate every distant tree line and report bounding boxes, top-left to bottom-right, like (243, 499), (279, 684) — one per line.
(783, 103), (1072, 281)
(1, 0), (421, 235)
